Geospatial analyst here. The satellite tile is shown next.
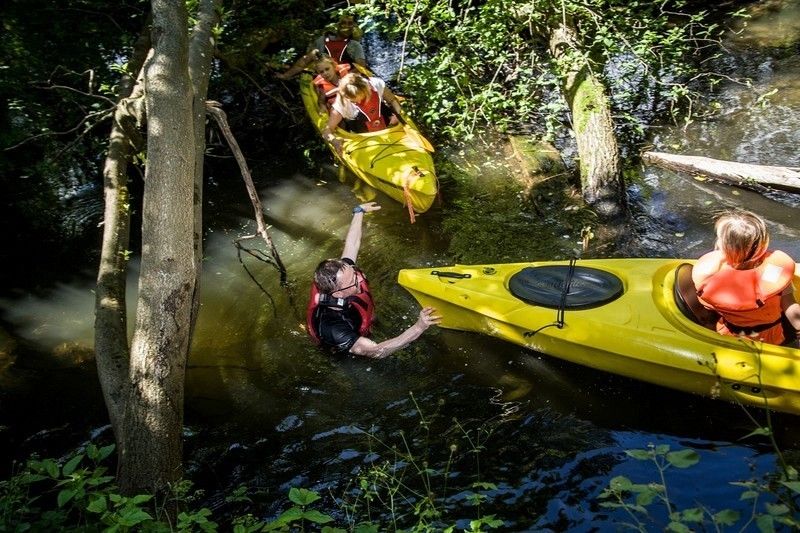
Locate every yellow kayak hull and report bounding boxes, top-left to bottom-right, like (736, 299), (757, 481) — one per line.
(300, 73), (437, 213)
(398, 259), (800, 415)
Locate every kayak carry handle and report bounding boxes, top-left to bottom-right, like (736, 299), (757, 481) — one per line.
(431, 271), (471, 279)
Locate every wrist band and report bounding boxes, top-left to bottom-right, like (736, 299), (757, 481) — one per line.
(353, 205), (365, 214)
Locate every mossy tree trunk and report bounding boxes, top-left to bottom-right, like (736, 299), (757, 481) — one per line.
(548, 20), (626, 219)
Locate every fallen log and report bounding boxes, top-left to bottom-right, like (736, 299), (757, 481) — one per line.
(642, 151), (800, 194)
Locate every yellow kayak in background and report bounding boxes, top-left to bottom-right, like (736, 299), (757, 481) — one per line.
(398, 258), (800, 415)
(299, 73), (438, 215)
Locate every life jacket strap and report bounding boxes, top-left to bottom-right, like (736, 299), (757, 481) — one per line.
(723, 317), (782, 334)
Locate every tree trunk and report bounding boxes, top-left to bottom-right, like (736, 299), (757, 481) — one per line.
(94, 18), (151, 448)
(187, 0), (222, 337)
(548, 21), (626, 218)
(642, 151), (800, 194)
(119, 0), (196, 495)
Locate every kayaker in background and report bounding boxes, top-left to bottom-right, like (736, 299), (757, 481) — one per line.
(692, 209), (800, 345)
(312, 55), (350, 113)
(307, 201), (441, 358)
(276, 14), (366, 80)
(321, 72), (403, 154)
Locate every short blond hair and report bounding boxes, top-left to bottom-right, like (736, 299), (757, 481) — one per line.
(338, 73), (370, 102)
(713, 209), (769, 267)
(314, 55), (337, 72)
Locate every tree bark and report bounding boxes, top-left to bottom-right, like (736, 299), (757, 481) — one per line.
(119, 0), (196, 495)
(642, 151), (800, 194)
(94, 17), (151, 449)
(187, 0), (221, 338)
(548, 21), (626, 218)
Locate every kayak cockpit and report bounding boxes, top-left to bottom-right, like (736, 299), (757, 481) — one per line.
(673, 263), (719, 330)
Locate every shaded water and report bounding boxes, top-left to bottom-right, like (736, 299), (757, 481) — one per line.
(3, 3), (800, 530)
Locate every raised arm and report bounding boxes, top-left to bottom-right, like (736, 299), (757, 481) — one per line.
(341, 202), (380, 262)
(349, 307), (441, 359)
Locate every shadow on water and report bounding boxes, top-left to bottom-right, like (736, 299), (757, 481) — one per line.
(2, 2), (800, 528)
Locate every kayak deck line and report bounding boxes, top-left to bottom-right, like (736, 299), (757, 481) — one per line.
(398, 258), (800, 415)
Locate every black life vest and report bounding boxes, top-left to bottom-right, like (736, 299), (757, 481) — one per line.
(306, 272), (375, 345)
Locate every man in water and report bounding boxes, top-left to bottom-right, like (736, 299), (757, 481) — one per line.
(277, 15), (366, 80)
(307, 202), (440, 357)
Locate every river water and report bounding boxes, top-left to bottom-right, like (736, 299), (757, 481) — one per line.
(2, 2), (800, 530)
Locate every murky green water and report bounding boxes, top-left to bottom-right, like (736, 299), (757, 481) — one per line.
(2, 2), (800, 529)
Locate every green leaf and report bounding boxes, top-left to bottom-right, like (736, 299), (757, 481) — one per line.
(57, 489), (76, 508)
(756, 514), (775, 533)
(714, 509), (740, 526)
(117, 508), (153, 527)
(98, 444), (115, 461)
(609, 476), (633, 491)
(302, 509), (334, 524)
(635, 488), (657, 506)
(44, 459), (60, 479)
(740, 490), (759, 500)
(667, 522), (690, 533)
(625, 449), (652, 461)
(780, 481), (800, 494)
(681, 507), (704, 522)
(765, 503), (789, 516)
(288, 487), (321, 506)
(86, 495), (107, 514)
(666, 449), (700, 468)
(62, 454), (83, 476)
(267, 507), (303, 528)
(131, 494), (153, 505)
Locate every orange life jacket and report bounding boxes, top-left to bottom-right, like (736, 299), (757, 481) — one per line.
(694, 249), (795, 344)
(324, 36), (350, 64)
(354, 86), (387, 132)
(312, 63), (351, 107)
(306, 271), (375, 345)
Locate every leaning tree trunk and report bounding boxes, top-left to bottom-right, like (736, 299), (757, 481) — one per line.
(94, 19), (151, 447)
(118, 0), (197, 495)
(548, 21), (626, 219)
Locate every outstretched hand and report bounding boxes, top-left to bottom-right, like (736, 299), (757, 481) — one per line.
(415, 307), (442, 330)
(358, 202), (381, 213)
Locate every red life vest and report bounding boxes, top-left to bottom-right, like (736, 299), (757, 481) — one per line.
(324, 36), (350, 64)
(306, 271), (375, 345)
(354, 86), (387, 132)
(694, 249), (795, 344)
(312, 63), (351, 107)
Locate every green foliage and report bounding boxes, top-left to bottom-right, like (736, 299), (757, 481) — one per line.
(0, 443), (217, 532)
(599, 443), (800, 531)
(361, 0), (733, 144)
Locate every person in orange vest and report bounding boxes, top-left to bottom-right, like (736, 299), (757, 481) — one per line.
(311, 55), (350, 113)
(320, 72), (403, 155)
(692, 209), (800, 345)
(307, 202), (441, 357)
(276, 15), (366, 80)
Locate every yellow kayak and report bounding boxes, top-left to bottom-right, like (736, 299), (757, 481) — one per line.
(299, 73), (437, 214)
(398, 259), (800, 415)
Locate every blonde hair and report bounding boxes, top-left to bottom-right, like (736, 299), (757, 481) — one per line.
(338, 73), (370, 102)
(713, 209), (770, 267)
(314, 56), (337, 72)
